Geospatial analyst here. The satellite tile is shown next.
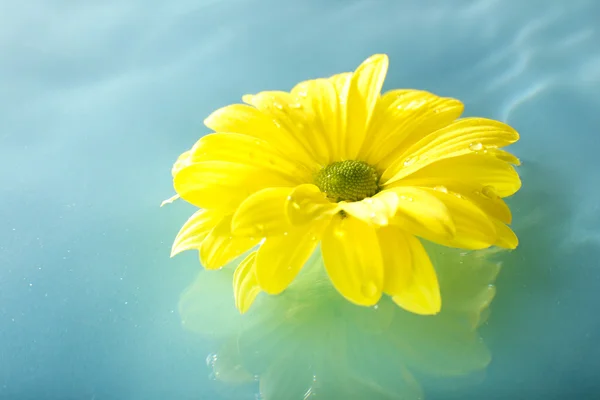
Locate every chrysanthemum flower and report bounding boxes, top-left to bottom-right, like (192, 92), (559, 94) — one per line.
(167, 54), (521, 316)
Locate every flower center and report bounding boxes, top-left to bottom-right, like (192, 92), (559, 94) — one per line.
(314, 160), (380, 202)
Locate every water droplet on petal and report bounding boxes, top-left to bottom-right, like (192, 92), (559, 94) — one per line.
(283, 232), (289, 236)
(292, 201), (301, 210)
(364, 198), (374, 204)
(273, 102), (283, 110)
(297, 91), (307, 98)
(433, 185), (448, 193)
(403, 157), (416, 167)
(272, 119), (281, 128)
(373, 304), (379, 310)
(469, 142), (484, 151)
(361, 281), (379, 298)
(481, 185), (498, 199)
(289, 103), (302, 109)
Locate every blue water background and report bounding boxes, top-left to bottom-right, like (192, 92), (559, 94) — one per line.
(1, 0), (600, 398)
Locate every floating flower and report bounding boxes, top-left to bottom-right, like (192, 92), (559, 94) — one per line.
(167, 54), (521, 315)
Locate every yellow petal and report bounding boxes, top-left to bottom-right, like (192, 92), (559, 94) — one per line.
(254, 222), (326, 295)
(231, 187), (294, 237)
(321, 214), (384, 306)
(339, 190), (399, 226)
(242, 91), (329, 166)
(385, 187), (456, 239)
(188, 132), (311, 183)
(171, 209), (223, 257)
(394, 179), (513, 224)
(387, 231), (441, 315)
(171, 150), (192, 177)
(403, 188), (497, 250)
(327, 72), (351, 158)
(233, 252), (261, 314)
(286, 184), (340, 225)
(291, 78), (338, 162)
(392, 153), (521, 197)
(362, 90), (463, 166)
(377, 225), (412, 295)
(382, 118), (519, 185)
(492, 218), (519, 249)
(345, 54), (389, 159)
(203, 103), (319, 170)
(329, 72), (352, 94)
(173, 161), (293, 212)
(200, 216), (260, 269)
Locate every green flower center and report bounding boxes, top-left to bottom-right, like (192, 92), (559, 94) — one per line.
(314, 160), (380, 202)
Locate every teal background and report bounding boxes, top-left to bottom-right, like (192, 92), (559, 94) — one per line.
(1, 0), (599, 399)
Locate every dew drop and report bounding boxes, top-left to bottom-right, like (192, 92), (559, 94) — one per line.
(272, 119), (281, 128)
(205, 353), (217, 367)
(289, 103), (302, 109)
(292, 201), (301, 210)
(403, 157), (416, 167)
(283, 231), (289, 236)
(433, 185), (448, 193)
(481, 185), (498, 199)
(373, 304), (379, 310)
(361, 281), (379, 298)
(297, 90), (307, 98)
(469, 142), (484, 151)
(273, 102), (283, 110)
(364, 198), (374, 204)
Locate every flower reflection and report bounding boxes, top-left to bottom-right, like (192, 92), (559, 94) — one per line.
(179, 244), (500, 399)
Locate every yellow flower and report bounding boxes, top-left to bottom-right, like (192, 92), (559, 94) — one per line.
(167, 54), (521, 316)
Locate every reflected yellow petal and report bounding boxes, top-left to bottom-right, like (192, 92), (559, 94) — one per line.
(200, 216), (260, 270)
(171, 209), (222, 257)
(346, 54), (388, 159)
(389, 231), (441, 315)
(173, 161), (293, 212)
(255, 222), (326, 295)
(286, 184), (340, 225)
(382, 118), (519, 185)
(233, 252), (261, 314)
(232, 187), (294, 237)
(362, 90), (464, 166)
(321, 214), (383, 306)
